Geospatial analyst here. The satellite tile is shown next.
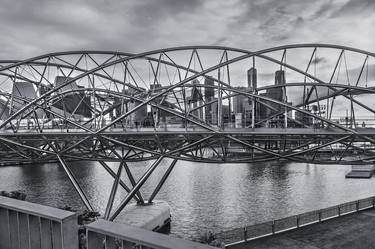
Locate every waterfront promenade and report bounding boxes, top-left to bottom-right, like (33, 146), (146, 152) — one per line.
(229, 208), (375, 249)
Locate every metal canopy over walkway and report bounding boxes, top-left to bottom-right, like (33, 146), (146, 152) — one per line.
(0, 44), (375, 218)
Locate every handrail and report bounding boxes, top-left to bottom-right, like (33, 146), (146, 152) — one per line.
(86, 219), (215, 249)
(0, 196), (77, 249)
(216, 196), (375, 246)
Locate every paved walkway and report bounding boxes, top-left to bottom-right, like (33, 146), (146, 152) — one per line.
(229, 208), (375, 249)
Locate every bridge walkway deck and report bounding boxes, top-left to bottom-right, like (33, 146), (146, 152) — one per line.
(228, 208), (375, 249)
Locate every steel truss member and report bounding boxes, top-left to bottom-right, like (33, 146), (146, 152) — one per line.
(0, 44), (374, 214)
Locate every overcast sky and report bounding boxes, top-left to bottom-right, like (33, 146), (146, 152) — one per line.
(0, 0), (374, 59)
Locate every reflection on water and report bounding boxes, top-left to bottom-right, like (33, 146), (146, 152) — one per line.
(1, 160), (375, 240)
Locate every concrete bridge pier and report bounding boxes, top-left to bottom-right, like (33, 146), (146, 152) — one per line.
(119, 200), (171, 232)
(107, 158), (177, 232)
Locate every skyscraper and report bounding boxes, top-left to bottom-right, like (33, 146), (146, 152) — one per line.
(247, 67), (257, 127)
(188, 79), (203, 120)
(257, 70), (286, 126)
(275, 70), (286, 86)
(204, 77), (215, 124)
(247, 67), (257, 90)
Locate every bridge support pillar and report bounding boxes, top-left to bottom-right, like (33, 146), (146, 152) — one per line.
(110, 156), (164, 221)
(116, 200), (171, 232)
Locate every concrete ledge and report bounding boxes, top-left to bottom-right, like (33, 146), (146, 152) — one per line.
(0, 196), (75, 221)
(0, 196), (78, 249)
(86, 219), (214, 249)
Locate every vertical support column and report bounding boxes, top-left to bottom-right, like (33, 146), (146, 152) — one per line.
(283, 75), (288, 128)
(251, 95), (255, 129)
(250, 56), (257, 129)
(284, 96), (288, 128)
(217, 69), (222, 130)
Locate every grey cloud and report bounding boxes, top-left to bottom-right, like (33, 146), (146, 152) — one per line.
(0, 0), (373, 63)
(0, 0), (204, 59)
(310, 0), (334, 20)
(311, 57), (327, 65)
(331, 0), (375, 17)
(212, 37), (228, 46)
(233, 0), (316, 42)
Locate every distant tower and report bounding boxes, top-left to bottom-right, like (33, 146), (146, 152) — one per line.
(247, 67), (257, 128)
(204, 77), (215, 124)
(274, 70), (286, 102)
(247, 67), (257, 91)
(275, 70), (286, 86)
(189, 79), (203, 120)
(274, 70), (287, 128)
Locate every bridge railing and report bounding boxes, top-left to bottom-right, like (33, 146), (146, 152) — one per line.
(0, 196), (215, 249)
(0, 196), (77, 249)
(86, 219), (215, 249)
(215, 196), (375, 246)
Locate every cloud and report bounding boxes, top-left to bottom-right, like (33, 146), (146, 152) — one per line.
(330, 0), (375, 17)
(0, 0), (373, 62)
(311, 57), (327, 65)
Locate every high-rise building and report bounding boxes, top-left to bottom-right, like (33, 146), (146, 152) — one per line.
(233, 87), (252, 114)
(257, 70), (286, 127)
(204, 77), (215, 124)
(247, 67), (257, 90)
(247, 67), (258, 127)
(188, 79), (203, 120)
(204, 77), (215, 99)
(149, 84), (182, 127)
(232, 87), (253, 127)
(275, 70), (286, 86)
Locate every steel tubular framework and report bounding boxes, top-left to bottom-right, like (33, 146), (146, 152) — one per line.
(0, 44), (375, 217)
